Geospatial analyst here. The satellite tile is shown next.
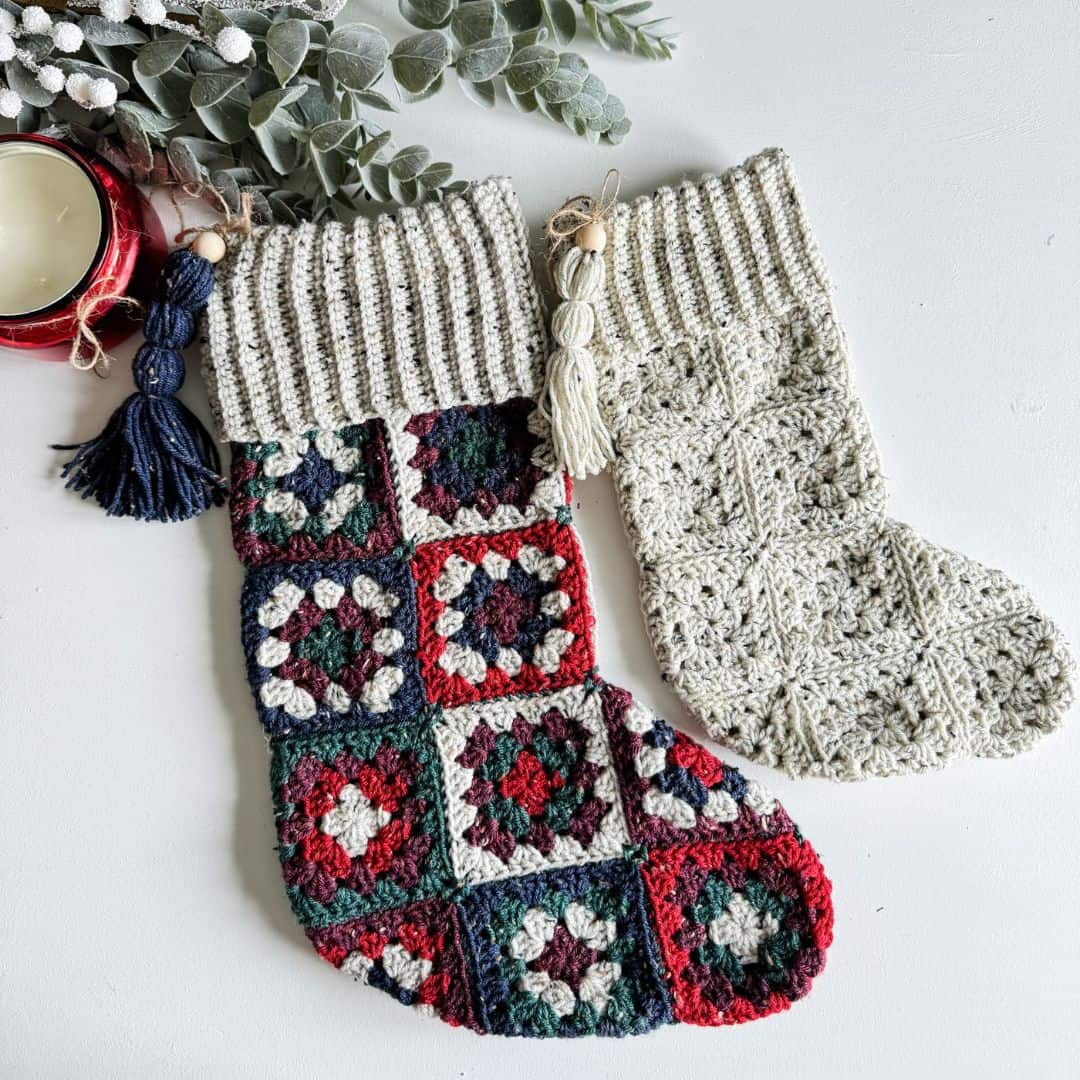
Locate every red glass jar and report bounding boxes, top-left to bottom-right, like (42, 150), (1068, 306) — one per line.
(0, 133), (166, 356)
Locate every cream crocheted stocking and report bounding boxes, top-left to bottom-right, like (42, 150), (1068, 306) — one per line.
(201, 179), (833, 1035)
(588, 148), (1074, 781)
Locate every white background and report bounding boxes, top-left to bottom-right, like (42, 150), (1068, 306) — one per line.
(2, 2), (1079, 1076)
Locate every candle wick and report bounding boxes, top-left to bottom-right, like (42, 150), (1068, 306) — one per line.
(56, 204), (71, 224)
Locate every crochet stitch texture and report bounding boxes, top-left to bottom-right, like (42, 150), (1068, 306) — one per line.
(590, 148), (1075, 780)
(206, 180), (833, 1036)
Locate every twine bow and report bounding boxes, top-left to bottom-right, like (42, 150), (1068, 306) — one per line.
(68, 182), (253, 378)
(172, 183), (254, 247)
(544, 168), (621, 275)
(68, 284), (141, 378)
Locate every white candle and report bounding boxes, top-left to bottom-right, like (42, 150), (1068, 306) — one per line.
(0, 141), (103, 317)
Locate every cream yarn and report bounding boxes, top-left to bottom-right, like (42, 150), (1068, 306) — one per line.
(584, 147), (1075, 780)
(538, 246), (613, 478)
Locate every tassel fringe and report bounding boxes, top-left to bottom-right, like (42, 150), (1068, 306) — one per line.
(54, 248), (226, 522)
(539, 246), (613, 479)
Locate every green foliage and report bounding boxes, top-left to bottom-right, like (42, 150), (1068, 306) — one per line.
(13, 0), (676, 223)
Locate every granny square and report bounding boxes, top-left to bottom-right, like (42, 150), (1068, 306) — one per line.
(307, 899), (480, 1030)
(242, 557), (422, 736)
(641, 836), (832, 1027)
(601, 687), (793, 847)
(272, 720), (454, 927)
(435, 686), (630, 884)
(413, 521), (594, 707)
(460, 861), (672, 1037)
(230, 422), (401, 566)
(391, 398), (569, 543)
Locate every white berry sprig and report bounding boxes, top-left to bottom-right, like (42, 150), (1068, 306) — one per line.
(0, 1), (255, 119)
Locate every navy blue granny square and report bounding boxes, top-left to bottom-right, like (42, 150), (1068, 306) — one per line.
(459, 860), (672, 1037)
(242, 557), (423, 736)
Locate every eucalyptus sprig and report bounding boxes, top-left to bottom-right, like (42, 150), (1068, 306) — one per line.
(1, 0), (677, 224)
(397, 0), (677, 144)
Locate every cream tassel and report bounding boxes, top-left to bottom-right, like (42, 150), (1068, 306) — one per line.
(539, 171), (620, 479)
(540, 247), (612, 476)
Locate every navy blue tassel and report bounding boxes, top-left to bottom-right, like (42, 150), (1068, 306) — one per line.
(54, 248), (226, 522)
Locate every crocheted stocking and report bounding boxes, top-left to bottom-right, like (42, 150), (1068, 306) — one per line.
(583, 148), (1074, 781)
(204, 180), (832, 1037)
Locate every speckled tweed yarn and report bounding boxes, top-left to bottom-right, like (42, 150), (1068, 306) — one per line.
(202, 178), (833, 1036)
(584, 147), (1075, 781)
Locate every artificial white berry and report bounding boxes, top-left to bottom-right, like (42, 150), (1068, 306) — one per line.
(0, 33), (15, 63)
(133, 0), (168, 26)
(37, 64), (65, 94)
(0, 11), (14, 34)
(0, 87), (23, 118)
(99, 0), (133, 22)
(52, 21), (84, 53)
(65, 72), (93, 106)
(88, 77), (117, 108)
(214, 26), (252, 64)
(20, 6), (52, 35)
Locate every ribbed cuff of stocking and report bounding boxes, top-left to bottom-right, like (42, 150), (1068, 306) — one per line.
(591, 147), (832, 358)
(201, 177), (548, 443)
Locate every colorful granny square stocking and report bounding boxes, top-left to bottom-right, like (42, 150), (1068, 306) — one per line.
(203, 180), (832, 1036)
(564, 148), (1075, 780)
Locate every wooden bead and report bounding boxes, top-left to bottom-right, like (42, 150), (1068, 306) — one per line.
(191, 230), (227, 264)
(575, 221), (607, 253)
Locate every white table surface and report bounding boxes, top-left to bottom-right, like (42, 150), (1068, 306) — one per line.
(2, 2), (1078, 1076)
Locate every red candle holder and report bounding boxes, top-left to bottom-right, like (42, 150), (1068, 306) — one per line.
(0, 133), (166, 357)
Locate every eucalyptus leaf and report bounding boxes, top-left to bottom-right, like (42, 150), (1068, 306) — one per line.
(508, 86), (538, 113)
(534, 62), (583, 102)
(133, 65), (193, 118)
(451, 1), (507, 46)
(196, 84), (251, 143)
(227, 10), (273, 36)
(312, 146), (346, 195)
(391, 175), (422, 205)
(266, 19), (309, 86)
(114, 99), (177, 136)
(210, 168), (242, 213)
(311, 119), (360, 151)
(397, 70), (445, 104)
(390, 32), (450, 94)
(389, 144), (431, 181)
(418, 161), (453, 190)
(295, 82), (336, 127)
(267, 192), (301, 226)
(398, 0), (455, 30)
(116, 108), (154, 174)
(249, 84), (307, 128)
(355, 129), (391, 166)
(502, 0), (543, 33)
(543, 0), (577, 44)
(503, 44), (558, 94)
(511, 28), (547, 49)
(167, 136), (206, 185)
(5, 59), (56, 108)
(253, 116), (301, 174)
(134, 36), (190, 79)
(191, 70), (247, 109)
(606, 116), (631, 143)
(81, 15), (149, 47)
(459, 76), (496, 108)
(352, 89), (398, 112)
(326, 24), (389, 91)
(199, 4), (232, 39)
(16, 103), (41, 134)
(362, 160), (392, 202)
(456, 37), (512, 83)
